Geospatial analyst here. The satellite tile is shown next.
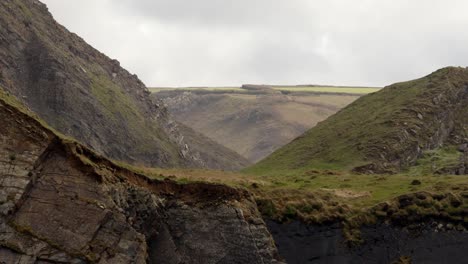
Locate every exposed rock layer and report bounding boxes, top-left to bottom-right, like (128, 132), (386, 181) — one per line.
(0, 96), (281, 263)
(268, 221), (468, 264)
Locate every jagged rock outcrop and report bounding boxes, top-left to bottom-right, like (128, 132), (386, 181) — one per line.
(0, 94), (282, 263)
(0, 0), (249, 171)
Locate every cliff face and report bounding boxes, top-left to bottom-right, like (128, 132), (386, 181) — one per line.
(268, 221), (468, 264)
(0, 0), (249, 170)
(0, 94), (281, 263)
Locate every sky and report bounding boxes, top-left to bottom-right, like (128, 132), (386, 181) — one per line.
(41, 0), (468, 87)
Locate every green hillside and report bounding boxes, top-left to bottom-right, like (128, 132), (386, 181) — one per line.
(247, 67), (468, 175)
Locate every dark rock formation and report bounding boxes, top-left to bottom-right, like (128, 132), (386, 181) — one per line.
(268, 221), (468, 264)
(0, 0), (249, 171)
(0, 95), (282, 263)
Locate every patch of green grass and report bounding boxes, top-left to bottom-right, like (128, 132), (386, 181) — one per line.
(406, 146), (462, 175)
(85, 65), (181, 160)
(89, 72), (143, 124)
(249, 170), (468, 243)
(138, 165), (468, 226)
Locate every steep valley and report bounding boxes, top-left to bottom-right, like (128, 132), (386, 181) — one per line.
(156, 88), (360, 162)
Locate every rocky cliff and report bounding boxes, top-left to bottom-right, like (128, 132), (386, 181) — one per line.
(268, 221), (468, 264)
(0, 0), (249, 171)
(265, 188), (468, 263)
(0, 91), (282, 263)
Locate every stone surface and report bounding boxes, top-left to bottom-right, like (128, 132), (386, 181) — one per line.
(0, 97), (282, 263)
(268, 220), (468, 264)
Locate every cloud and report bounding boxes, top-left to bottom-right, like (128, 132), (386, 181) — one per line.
(41, 0), (468, 87)
(112, 0), (314, 29)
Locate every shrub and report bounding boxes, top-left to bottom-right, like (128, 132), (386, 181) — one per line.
(411, 179), (421, 185)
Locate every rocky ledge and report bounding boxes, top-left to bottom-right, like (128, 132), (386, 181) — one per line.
(0, 96), (282, 263)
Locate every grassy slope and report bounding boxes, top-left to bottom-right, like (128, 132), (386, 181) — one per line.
(88, 68), (181, 159)
(247, 67), (468, 175)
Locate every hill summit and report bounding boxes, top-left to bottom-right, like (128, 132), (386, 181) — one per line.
(249, 67), (468, 175)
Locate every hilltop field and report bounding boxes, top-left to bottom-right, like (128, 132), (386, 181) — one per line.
(149, 85), (380, 95)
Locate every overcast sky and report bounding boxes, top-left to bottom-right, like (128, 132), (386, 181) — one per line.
(41, 0), (468, 87)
